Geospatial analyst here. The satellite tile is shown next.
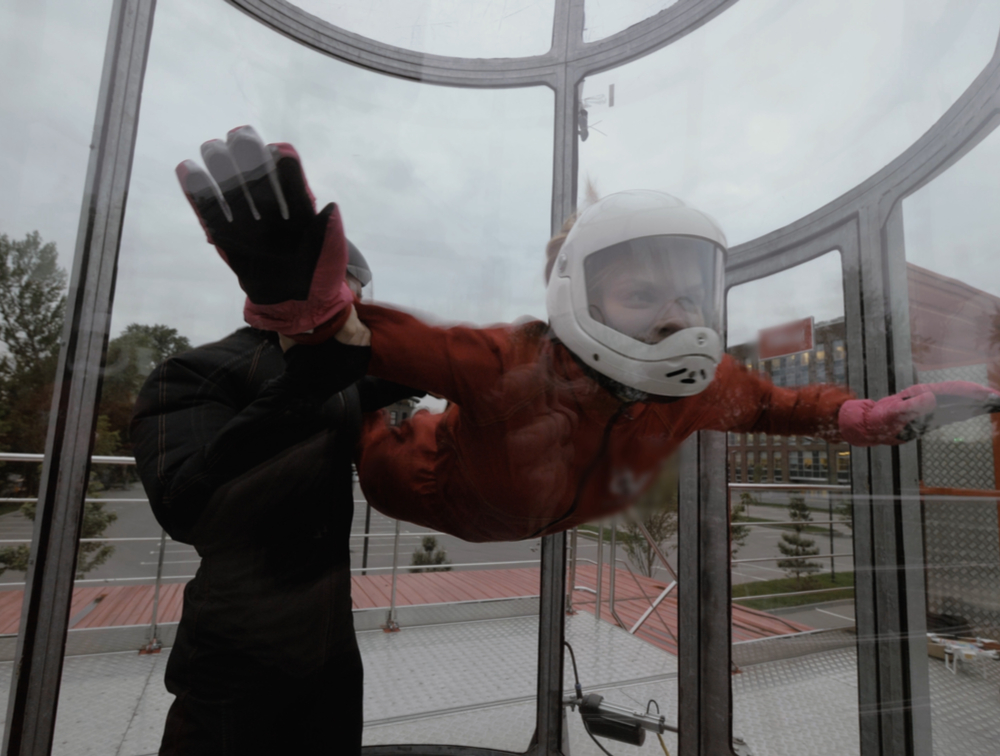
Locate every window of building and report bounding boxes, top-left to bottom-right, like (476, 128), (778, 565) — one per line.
(747, 452), (755, 482)
(773, 452), (783, 482)
(760, 452), (769, 482)
(734, 452), (742, 483)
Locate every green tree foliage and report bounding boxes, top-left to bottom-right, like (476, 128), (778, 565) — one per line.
(777, 495), (822, 586)
(731, 492), (754, 558)
(620, 462), (679, 578)
(0, 232), (67, 486)
(409, 535), (452, 573)
(100, 323), (192, 453)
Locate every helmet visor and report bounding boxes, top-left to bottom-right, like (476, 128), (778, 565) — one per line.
(583, 236), (724, 344)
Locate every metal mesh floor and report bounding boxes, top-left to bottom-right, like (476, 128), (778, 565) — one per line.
(0, 620), (994, 755)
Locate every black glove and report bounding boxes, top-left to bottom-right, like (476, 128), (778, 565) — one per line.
(176, 125), (353, 336)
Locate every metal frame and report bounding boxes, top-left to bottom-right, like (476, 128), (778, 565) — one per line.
(724, 27), (1000, 756)
(8, 0), (1000, 753)
(2, 2), (157, 754)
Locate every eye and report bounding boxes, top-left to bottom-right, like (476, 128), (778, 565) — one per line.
(622, 286), (657, 305)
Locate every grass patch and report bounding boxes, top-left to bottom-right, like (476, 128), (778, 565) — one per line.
(737, 515), (848, 537)
(732, 571), (855, 611)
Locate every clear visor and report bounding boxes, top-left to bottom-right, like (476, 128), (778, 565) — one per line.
(584, 235), (724, 345)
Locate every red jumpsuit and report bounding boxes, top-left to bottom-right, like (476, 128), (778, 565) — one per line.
(354, 303), (852, 543)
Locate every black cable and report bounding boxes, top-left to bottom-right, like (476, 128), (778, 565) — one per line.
(564, 641), (582, 701)
(646, 698), (660, 715)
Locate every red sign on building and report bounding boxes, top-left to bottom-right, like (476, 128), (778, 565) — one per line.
(758, 317), (814, 360)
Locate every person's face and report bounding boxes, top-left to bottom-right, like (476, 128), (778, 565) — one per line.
(592, 251), (707, 344)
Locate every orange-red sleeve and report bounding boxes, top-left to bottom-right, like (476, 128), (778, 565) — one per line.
(354, 302), (511, 406)
(670, 355), (855, 441)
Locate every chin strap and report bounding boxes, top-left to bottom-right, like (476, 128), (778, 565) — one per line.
(548, 329), (682, 405)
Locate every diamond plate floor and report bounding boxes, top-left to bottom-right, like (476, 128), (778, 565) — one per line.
(0, 622), (994, 755)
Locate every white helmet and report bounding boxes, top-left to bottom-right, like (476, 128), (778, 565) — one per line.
(546, 190), (726, 398)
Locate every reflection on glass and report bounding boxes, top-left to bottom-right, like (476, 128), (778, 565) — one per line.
(51, 0), (555, 751)
(0, 0), (113, 715)
(582, 0), (679, 42)
(727, 251), (859, 755)
(902, 124), (1000, 754)
(579, 0), (1000, 245)
(295, 0), (555, 58)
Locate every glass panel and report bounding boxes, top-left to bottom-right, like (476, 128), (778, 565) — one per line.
(0, 0), (113, 727)
(51, 0), (554, 753)
(901, 124), (1000, 754)
(727, 251), (859, 755)
(578, 0), (1000, 245)
(294, 0), (556, 58)
(582, 0), (680, 43)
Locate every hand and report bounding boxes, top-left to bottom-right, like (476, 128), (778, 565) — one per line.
(838, 381), (1000, 446)
(176, 125), (352, 336)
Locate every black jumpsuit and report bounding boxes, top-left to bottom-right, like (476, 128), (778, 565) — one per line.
(131, 327), (405, 755)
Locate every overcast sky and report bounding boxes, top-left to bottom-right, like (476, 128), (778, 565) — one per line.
(1, 0), (998, 358)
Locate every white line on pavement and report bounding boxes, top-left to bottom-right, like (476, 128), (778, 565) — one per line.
(816, 608), (855, 622)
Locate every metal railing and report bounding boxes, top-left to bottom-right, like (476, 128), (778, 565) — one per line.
(564, 482), (865, 638)
(0, 452), (546, 642)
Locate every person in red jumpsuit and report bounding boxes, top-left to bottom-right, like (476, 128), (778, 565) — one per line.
(178, 128), (1000, 545)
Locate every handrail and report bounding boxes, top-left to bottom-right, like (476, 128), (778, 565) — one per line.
(729, 482), (852, 491)
(0, 452), (135, 465)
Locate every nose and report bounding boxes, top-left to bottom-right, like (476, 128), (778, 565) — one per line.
(650, 300), (693, 341)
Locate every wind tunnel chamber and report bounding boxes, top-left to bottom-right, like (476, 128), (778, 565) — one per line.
(3, 1), (1000, 755)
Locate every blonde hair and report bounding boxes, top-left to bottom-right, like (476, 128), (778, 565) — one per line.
(545, 178), (600, 284)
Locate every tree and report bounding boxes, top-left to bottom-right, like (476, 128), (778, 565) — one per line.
(0, 232), (67, 489)
(100, 323), (192, 454)
(620, 462), (679, 577)
(0, 232), (67, 497)
(777, 495), (822, 586)
(409, 536), (451, 573)
(731, 492), (754, 557)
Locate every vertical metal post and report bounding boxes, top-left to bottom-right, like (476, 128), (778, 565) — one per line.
(140, 529), (167, 653)
(678, 431), (735, 756)
(3, 3), (157, 754)
(535, 532), (568, 755)
(566, 527), (578, 614)
(608, 516), (618, 618)
(361, 503), (372, 576)
(596, 521), (604, 621)
(382, 518), (401, 632)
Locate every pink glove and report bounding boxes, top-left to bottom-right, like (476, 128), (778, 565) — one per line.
(176, 125), (352, 337)
(839, 381), (1000, 446)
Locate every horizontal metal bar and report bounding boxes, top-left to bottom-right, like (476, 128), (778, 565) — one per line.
(729, 483), (852, 491)
(0, 537), (176, 545)
(732, 586), (855, 602)
(348, 531), (446, 540)
(735, 520), (844, 527)
(0, 453), (135, 465)
(349, 558), (541, 573)
(732, 552), (854, 564)
(0, 498), (149, 505)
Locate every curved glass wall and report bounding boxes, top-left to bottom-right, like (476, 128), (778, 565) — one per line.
(578, 0), (1000, 245)
(0, 0), (113, 697)
(901, 125), (1000, 755)
(727, 251), (859, 756)
(7, 1), (1000, 755)
(49, 0), (553, 752)
(294, 0), (556, 58)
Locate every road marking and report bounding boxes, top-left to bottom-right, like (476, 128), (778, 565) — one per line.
(816, 608), (855, 622)
(731, 571), (768, 582)
(140, 560), (201, 565)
